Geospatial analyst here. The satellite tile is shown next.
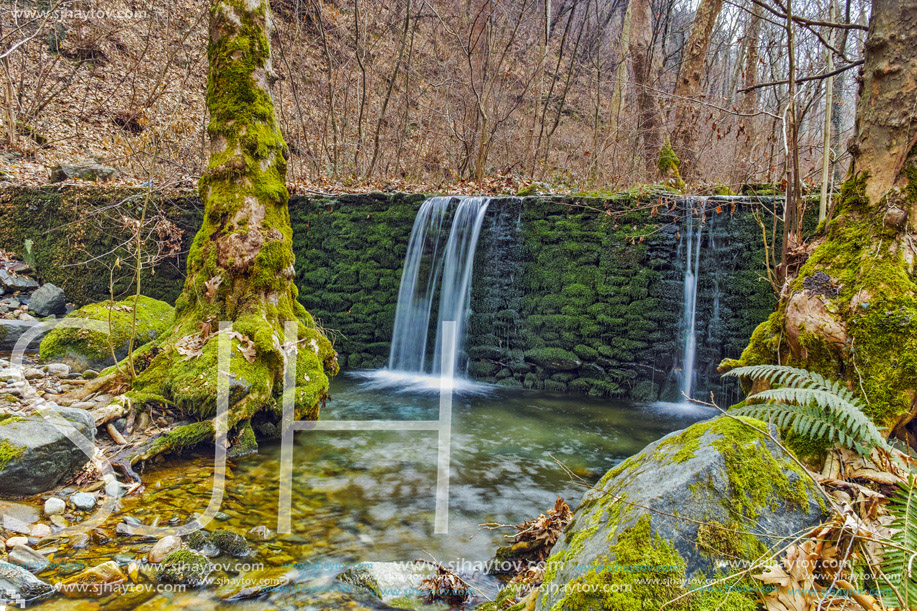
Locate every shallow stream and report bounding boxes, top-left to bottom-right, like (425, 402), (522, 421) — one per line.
(27, 373), (715, 610)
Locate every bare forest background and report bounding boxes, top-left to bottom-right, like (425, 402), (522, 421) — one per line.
(0, 0), (869, 193)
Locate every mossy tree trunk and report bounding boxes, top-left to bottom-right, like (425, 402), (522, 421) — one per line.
(116, 0), (337, 461)
(724, 0), (917, 448)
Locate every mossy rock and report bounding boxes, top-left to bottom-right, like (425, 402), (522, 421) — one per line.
(39, 296), (174, 372)
(157, 549), (213, 586)
(535, 416), (827, 611)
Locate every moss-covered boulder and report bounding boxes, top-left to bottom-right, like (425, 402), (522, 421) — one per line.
(39, 296), (174, 372)
(534, 416), (827, 611)
(0, 406), (95, 496)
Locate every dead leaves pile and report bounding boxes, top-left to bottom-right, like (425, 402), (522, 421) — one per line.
(753, 445), (913, 611)
(511, 496), (573, 558)
(417, 561), (471, 605)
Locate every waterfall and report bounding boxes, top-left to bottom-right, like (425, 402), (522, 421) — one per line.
(388, 197), (452, 372)
(385, 196), (490, 382)
(679, 202), (705, 401)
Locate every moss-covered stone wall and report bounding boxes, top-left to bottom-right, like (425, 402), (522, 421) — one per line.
(0, 187), (779, 403)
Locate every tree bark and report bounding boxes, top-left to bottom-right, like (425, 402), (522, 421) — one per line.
(628, 0), (659, 176)
(726, 0), (917, 449)
(118, 0), (338, 461)
(736, 5), (762, 184)
(669, 0), (724, 178)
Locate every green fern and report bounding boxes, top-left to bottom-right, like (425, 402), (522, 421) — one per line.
(881, 474), (917, 608)
(723, 365), (889, 456)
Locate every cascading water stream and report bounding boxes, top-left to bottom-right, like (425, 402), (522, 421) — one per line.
(377, 196), (490, 389)
(679, 202), (706, 401)
(387, 197), (452, 372)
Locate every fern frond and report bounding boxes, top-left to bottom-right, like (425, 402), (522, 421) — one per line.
(881, 474), (917, 608)
(724, 364), (889, 457)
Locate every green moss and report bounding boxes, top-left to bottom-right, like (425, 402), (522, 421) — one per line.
(209, 528), (251, 557)
(0, 439), (25, 471)
(732, 170), (917, 435)
(649, 417), (817, 519)
(157, 549), (213, 586)
(39, 296), (174, 368)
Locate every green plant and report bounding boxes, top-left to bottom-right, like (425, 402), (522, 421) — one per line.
(881, 474), (917, 609)
(723, 365), (889, 456)
(22, 238), (35, 269)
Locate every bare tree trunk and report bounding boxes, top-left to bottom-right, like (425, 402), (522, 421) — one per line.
(669, 0), (724, 178)
(819, 0), (837, 223)
(737, 4), (762, 184)
(780, 0), (802, 283)
(629, 0), (659, 176)
(727, 0), (917, 449)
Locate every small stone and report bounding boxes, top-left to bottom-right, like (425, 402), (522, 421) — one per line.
(50, 515), (68, 528)
(45, 363), (71, 378)
(59, 560), (126, 597)
(44, 497), (66, 516)
(82, 370), (99, 380)
(8, 545), (50, 573)
(214, 512), (230, 521)
(6, 536), (29, 548)
(29, 523), (51, 539)
(148, 535), (182, 563)
(23, 368), (43, 380)
(105, 479), (124, 498)
(70, 533), (90, 549)
(70, 401), (95, 409)
(69, 491), (97, 511)
(247, 525), (274, 541)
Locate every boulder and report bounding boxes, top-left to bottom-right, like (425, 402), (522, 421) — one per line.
(0, 320), (49, 351)
(29, 284), (66, 317)
(0, 405), (96, 496)
(38, 296), (174, 372)
(534, 416), (827, 611)
(0, 561), (54, 604)
(49, 161), (118, 183)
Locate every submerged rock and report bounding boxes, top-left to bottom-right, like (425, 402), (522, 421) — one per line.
(534, 416), (827, 611)
(38, 296), (173, 372)
(337, 561), (447, 611)
(59, 560), (127, 597)
(8, 545), (50, 573)
(209, 528), (251, 557)
(148, 535), (181, 564)
(157, 550), (213, 586)
(0, 405), (95, 496)
(216, 567), (293, 601)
